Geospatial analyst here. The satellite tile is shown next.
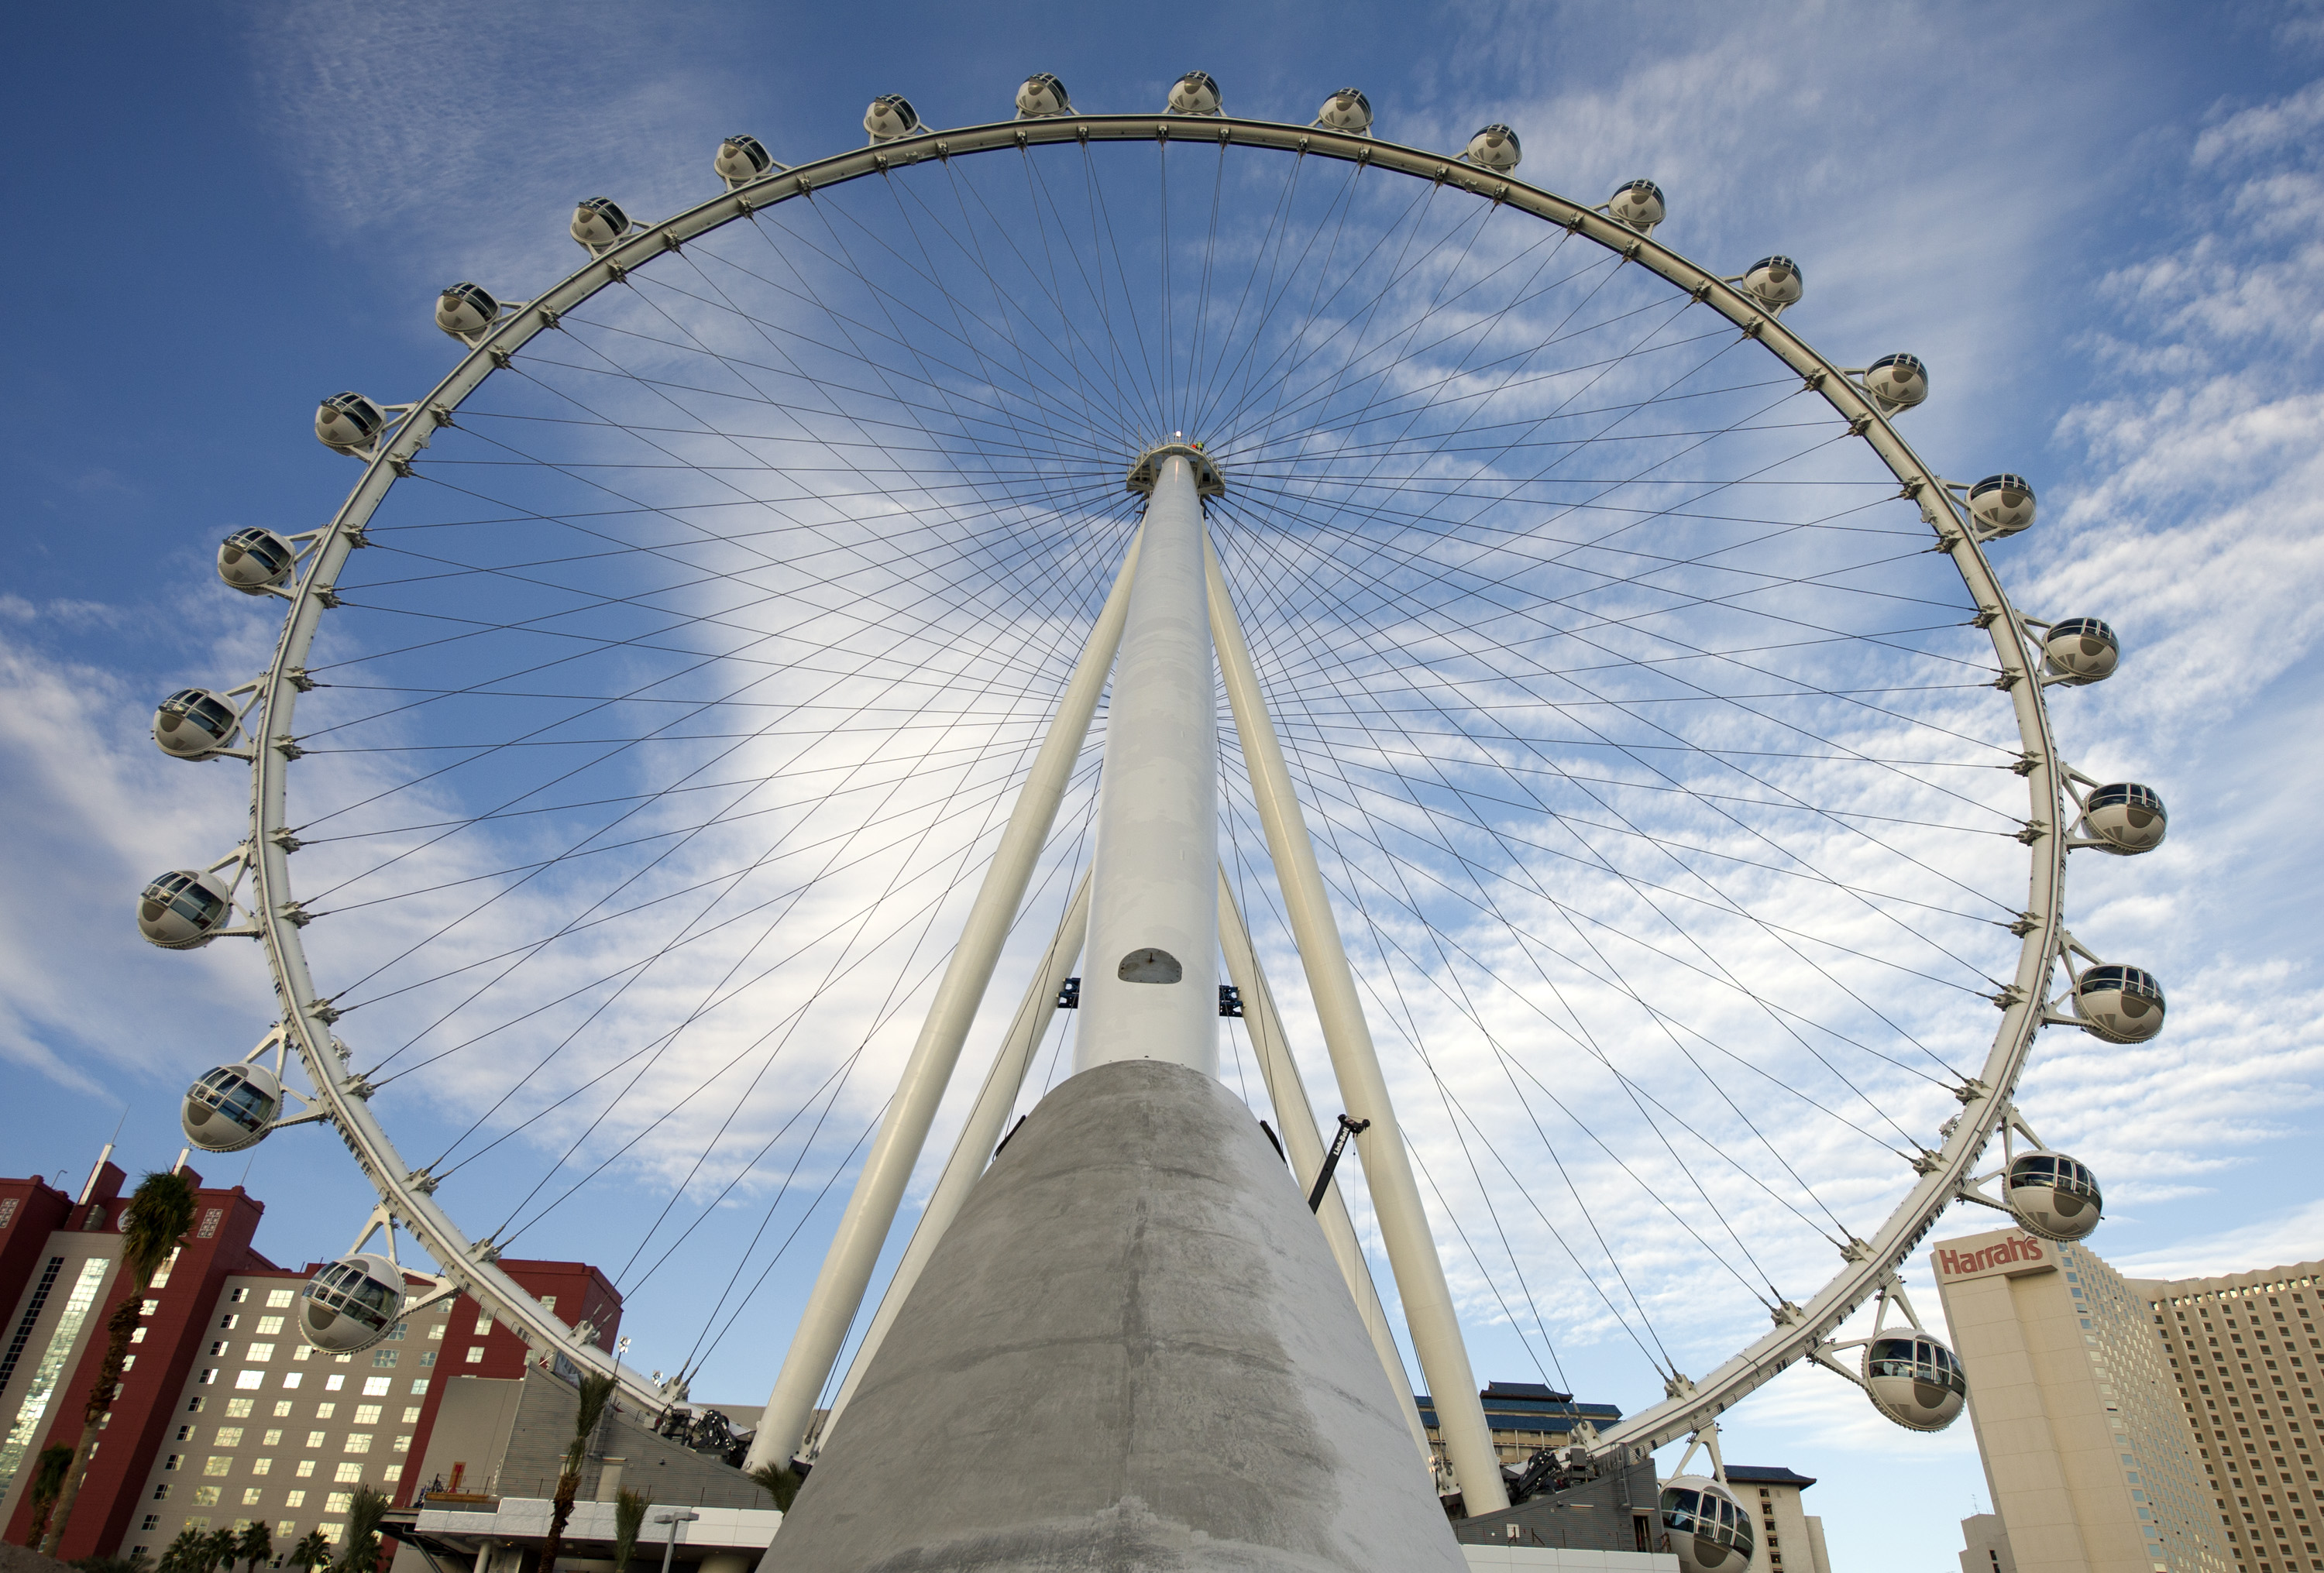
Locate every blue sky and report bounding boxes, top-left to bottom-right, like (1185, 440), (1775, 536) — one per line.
(5, 2), (2324, 1565)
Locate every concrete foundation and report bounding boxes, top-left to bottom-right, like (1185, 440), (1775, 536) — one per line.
(765, 1058), (1466, 1572)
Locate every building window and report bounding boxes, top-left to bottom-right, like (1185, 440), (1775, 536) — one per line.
(381, 1466), (402, 1484)
(325, 1492), (354, 1513)
(465, 1348), (484, 1365)
(306, 1431), (327, 1448)
(295, 1461), (316, 1479)
(474, 1314), (493, 1334)
(240, 1488), (263, 1506)
(251, 1459), (271, 1476)
(275, 1523), (296, 1540)
(203, 1458), (230, 1478)
(219, 1314), (240, 1331)
(393, 1435), (411, 1454)
(410, 1379), (429, 1396)
(256, 1317), (284, 1336)
(192, 1487), (220, 1507)
(373, 1350), (398, 1369)
(317, 1403), (336, 1420)
(335, 1463), (363, 1483)
(325, 1376), (345, 1393)
(235, 1372), (263, 1390)
(539, 1297), (556, 1314)
(266, 1290), (294, 1308)
(153, 1485), (170, 1501)
(225, 1400), (253, 1419)
(401, 1408), (421, 1424)
(284, 1491), (306, 1509)
(346, 1434), (373, 1455)
(280, 1374), (301, 1390)
(142, 1516), (160, 1531)
(354, 1406), (382, 1426)
(187, 1397), (205, 1413)
(363, 1378), (391, 1396)
(215, 1428), (242, 1448)
(163, 1456), (181, 1472)
(419, 1352), (436, 1368)
(246, 1344), (275, 1363)
(428, 1323), (445, 1341)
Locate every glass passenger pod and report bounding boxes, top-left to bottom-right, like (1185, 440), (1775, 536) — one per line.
(1741, 256), (1803, 310)
(1167, 71), (1222, 116)
(1969, 473), (2037, 537)
(714, 134), (774, 184)
(1863, 1333), (1968, 1430)
(181, 1063), (283, 1153)
(1464, 123), (1521, 172)
(2084, 781), (2168, 854)
(435, 282), (499, 337)
(2075, 963), (2166, 1043)
(137, 868), (233, 950)
(570, 197), (630, 249)
(1659, 1475), (1756, 1573)
(862, 94), (920, 143)
(1015, 74), (1071, 119)
(153, 688), (239, 761)
(1316, 88), (1372, 134)
(1865, 352), (1929, 410)
(217, 526), (297, 594)
(299, 1253), (405, 1354)
(1608, 178), (1666, 231)
(2007, 1149), (2104, 1242)
(2044, 616), (2120, 683)
(315, 393), (387, 454)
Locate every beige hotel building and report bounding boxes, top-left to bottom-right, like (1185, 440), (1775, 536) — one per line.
(1933, 1223), (2323, 1573)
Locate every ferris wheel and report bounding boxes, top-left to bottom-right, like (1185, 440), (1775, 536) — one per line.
(145, 70), (2170, 1532)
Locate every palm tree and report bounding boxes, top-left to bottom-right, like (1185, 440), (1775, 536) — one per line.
(288, 1528), (331, 1573)
(42, 1171), (198, 1553)
(23, 1441), (74, 1546)
(160, 1527), (208, 1573)
(67, 1551), (153, 1573)
(330, 1486), (389, 1573)
(537, 1373), (617, 1573)
(202, 1527), (238, 1573)
(610, 1489), (647, 1573)
(745, 1461), (801, 1513)
(236, 1517), (273, 1573)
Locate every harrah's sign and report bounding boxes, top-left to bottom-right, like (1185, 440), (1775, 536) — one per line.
(1932, 1230), (2055, 1283)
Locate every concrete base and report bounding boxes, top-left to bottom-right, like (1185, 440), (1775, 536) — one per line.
(765, 1059), (1465, 1572)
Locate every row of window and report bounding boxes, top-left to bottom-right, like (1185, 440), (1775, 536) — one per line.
(154, 1465), (404, 1504)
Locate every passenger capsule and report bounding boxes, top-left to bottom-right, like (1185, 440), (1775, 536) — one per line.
(2084, 782), (2167, 854)
(1016, 74), (1071, 118)
(218, 527), (297, 594)
(181, 1063), (282, 1153)
(315, 393), (387, 455)
(863, 94), (920, 143)
(299, 1253), (406, 1354)
(1658, 1476), (1755, 1573)
(1968, 473), (2037, 537)
(1739, 256), (1803, 311)
(2006, 1149), (2104, 1242)
(1607, 179), (1665, 232)
(1863, 1332), (1968, 1430)
(1463, 123), (1521, 172)
(435, 283), (499, 338)
(1166, 71), (1222, 116)
(1315, 88), (1372, 134)
(714, 133), (774, 185)
(138, 868), (234, 950)
(153, 688), (239, 761)
(571, 197), (630, 249)
(2075, 963), (2166, 1043)
(1863, 352), (1928, 414)
(2043, 616), (2120, 683)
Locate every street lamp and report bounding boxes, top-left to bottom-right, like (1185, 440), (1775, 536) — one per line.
(651, 1509), (699, 1573)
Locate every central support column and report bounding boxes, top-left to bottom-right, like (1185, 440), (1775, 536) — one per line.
(1075, 446), (1219, 1078)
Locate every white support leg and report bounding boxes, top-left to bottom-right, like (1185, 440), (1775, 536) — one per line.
(1205, 539), (1510, 1513)
(746, 530), (1144, 1472)
(1217, 864), (1434, 1467)
(814, 867), (1091, 1445)
(1074, 451), (1218, 1078)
